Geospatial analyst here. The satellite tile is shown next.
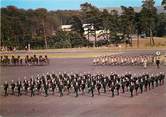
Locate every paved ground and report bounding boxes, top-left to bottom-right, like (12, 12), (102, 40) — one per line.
(0, 50), (166, 117)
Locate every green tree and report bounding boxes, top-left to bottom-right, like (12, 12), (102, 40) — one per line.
(156, 13), (166, 36)
(80, 2), (102, 47)
(99, 9), (110, 40)
(69, 16), (84, 36)
(134, 12), (143, 48)
(120, 6), (135, 46)
(35, 8), (48, 49)
(140, 0), (157, 46)
(162, 0), (166, 10)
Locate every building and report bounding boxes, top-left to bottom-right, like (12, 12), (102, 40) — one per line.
(61, 25), (72, 32)
(60, 24), (108, 41)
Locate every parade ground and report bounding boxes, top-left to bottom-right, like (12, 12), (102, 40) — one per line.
(0, 49), (166, 117)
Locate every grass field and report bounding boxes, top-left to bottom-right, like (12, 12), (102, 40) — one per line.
(0, 37), (166, 58)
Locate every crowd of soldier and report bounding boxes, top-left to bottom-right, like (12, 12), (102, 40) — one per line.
(93, 55), (154, 66)
(0, 55), (49, 66)
(2, 72), (165, 98)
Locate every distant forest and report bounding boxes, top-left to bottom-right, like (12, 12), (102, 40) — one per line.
(1, 0), (166, 49)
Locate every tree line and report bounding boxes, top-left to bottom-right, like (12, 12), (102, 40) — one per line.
(1, 0), (166, 49)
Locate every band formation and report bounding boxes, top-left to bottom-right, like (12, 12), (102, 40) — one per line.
(2, 72), (165, 97)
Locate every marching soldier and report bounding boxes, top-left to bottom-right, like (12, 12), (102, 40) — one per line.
(81, 80), (86, 95)
(66, 80), (71, 95)
(73, 81), (79, 97)
(30, 82), (35, 97)
(96, 81), (101, 95)
(11, 80), (15, 95)
(155, 76), (159, 87)
(130, 82), (134, 97)
(144, 77), (148, 91)
(143, 59), (147, 69)
(58, 80), (63, 97)
(121, 78), (126, 93)
(135, 79), (139, 95)
(139, 79), (144, 94)
(116, 81), (120, 95)
(161, 73), (165, 85)
(2, 72), (164, 98)
(23, 80), (28, 95)
(3, 81), (9, 96)
(50, 81), (56, 95)
(16, 81), (22, 96)
(44, 82), (49, 97)
(111, 82), (115, 97)
(148, 77), (151, 90)
(36, 81), (41, 95)
(151, 75), (155, 89)
(102, 78), (107, 93)
(89, 81), (95, 97)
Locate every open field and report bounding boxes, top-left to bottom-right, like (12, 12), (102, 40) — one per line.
(131, 37), (166, 48)
(0, 50), (166, 117)
(1, 37), (166, 58)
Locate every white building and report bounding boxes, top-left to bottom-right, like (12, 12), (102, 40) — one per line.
(61, 25), (72, 32)
(60, 24), (108, 41)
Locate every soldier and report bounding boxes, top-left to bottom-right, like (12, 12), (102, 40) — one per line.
(158, 74), (162, 86)
(151, 75), (155, 89)
(135, 79), (139, 95)
(81, 80), (86, 95)
(130, 82), (134, 97)
(102, 78), (107, 93)
(121, 78), (126, 93)
(161, 73), (165, 85)
(116, 81), (120, 95)
(155, 76), (159, 87)
(89, 81), (95, 97)
(66, 80), (71, 95)
(87, 78), (91, 93)
(96, 81), (101, 95)
(16, 81), (22, 96)
(139, 78), (144, 94)
(50, 80), (56, 95)
(58, 80), (63, 97)
(44, 82), (49, 97)
(36, 81), (41, 95)
(111, 82), (115, 97)
(156, 58), (160, 69)
(147, 77), (151, 90)
(11, 80), (15, 95)
(3, 81), (9, 96)
(73, 81), (79, 97)
(23, 80), (29, 95)
(143, 59), (147, 69)
(144, 77), (148, 91)
(126, 78), (130, 92)
(30, 82), (35, 97)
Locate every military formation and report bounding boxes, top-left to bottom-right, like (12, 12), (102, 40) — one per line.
(0, 55), (49, 66)
(2, 72), (165, 98)
(93, 55), (154, 66)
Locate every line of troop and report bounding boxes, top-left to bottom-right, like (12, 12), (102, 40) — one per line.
(2, 72), (165, 97)
(93, 55), (154, 66)
(0, 55), (49, 66)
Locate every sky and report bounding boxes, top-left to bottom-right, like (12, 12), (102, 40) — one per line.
(1, 0), (163, 10)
